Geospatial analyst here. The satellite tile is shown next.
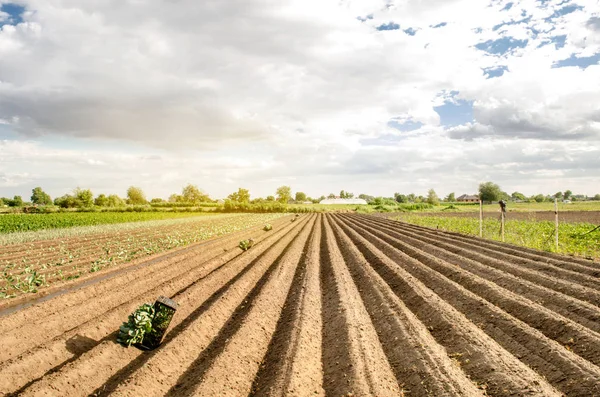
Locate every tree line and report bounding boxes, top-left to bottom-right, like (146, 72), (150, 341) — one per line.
(2, 182), (599, 209)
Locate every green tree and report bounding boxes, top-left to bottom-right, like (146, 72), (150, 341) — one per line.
(107, 194), (125, 207)
(266, 195), (275, 202)
(479, 182), (502, 202)
(31, 187), (52, 205)
(295, 192), (307, 202)
(533, 194), (546, 203)
(554, 191), (563, 200)
(74, 188), (94, 207)
(395, 193), (408, 203)
(182, 184), (210, 203)
(11, 195), (23, 207)
(228, 188), (250, 203)
(593, 194), (600, 201)
(276, 186), (292, 203)
(327, 193), (336, 199)
(407, 193), (416, 202)
(150, 198), (164, 203)
(339, 190), (354, 199)
(445, 192), (455, 202)
(54, 194), (78, 208)
(511, 191), (526, 201)
(95, 194), (109, 206)
(564, 190), (573, 200)
(427, 189), (440, 205)
(127, 186), (147, 205)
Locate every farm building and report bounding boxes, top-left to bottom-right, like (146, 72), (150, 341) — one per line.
(319, 198), (368, 205)
(457, 194), (479, 202)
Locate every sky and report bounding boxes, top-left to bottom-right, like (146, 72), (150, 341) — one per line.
(0, 0), (599, 201)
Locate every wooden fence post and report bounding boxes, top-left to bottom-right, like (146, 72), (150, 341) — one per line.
(501, 210), (505, 242)
(479, 200), (483, 238)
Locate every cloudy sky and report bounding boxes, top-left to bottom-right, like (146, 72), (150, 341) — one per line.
(1, 0), (599, 201)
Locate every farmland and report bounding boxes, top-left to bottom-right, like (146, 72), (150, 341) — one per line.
(1, 213), (599, 396)
(0, 213), (285, 299)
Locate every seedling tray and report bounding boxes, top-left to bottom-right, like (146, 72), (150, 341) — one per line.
(139, 296), (178, 350)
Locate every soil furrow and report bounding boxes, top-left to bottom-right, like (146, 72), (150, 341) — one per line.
(337, 215), (600, 396)
(174, 216), (317, 397)
(328, 216), (485, 396)
(346, 215), (600, 333)
(332, 216), (561, 396)
(250, 215), (324, 397)
(320, 215), (405, 396)
(13, 215), (313, 397)
(105, 215), (316, 397)
(343, 215), (600, 367)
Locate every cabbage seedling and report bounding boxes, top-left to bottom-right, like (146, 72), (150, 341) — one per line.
(263, 224), (272, 231)
(239, 239), (254, 251)
(118, 303), (155, 347)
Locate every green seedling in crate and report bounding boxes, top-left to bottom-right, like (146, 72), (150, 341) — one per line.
(118, 297), (178, 350)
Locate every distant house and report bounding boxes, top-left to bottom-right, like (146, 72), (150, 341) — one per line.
(319, 198), (368, 205)
(456, 194), (479, 203)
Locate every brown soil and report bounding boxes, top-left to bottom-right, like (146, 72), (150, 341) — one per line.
(1, 214), (599, 396)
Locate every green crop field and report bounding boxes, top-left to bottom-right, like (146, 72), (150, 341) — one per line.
(0, 212), (215, 234)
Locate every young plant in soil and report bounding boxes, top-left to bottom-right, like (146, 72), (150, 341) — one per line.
(263, 224), (272, 231)
(239, 239), (254, 251)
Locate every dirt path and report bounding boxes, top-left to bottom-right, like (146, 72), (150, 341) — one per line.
(1, 214), (599, 396)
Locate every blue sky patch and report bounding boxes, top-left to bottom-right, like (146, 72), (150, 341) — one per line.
(483, 65), (509, 78)
(377, 22), (400, 31)
(545, 4), (583, 21)
(537, 35), (566, 49)
(434, 96), (474, 127)
(553, 53), (600, 69)
(404, 27), (417, 36)
(493, 16), (532, 32)
(387, 119), (424, 132)
(550, 35), (567, 49)
(432, 22), (447, 28)
(502, 2), (514, 11)
(475, 37), (528, 55)
(357, 14), (374, 22)
(0, 3), (25, 26)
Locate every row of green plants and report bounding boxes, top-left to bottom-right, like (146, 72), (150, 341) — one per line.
(394, 214), (600, 259)
(0, 211), (215, 234)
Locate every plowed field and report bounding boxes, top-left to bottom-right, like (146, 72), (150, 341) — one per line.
(1, 213), (599, 396)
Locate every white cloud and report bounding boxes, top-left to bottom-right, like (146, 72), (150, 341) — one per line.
(0, 0), (599, 198)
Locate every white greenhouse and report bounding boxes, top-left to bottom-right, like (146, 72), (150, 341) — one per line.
(318, 198), (368, 205)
